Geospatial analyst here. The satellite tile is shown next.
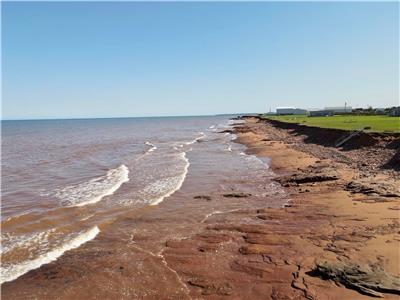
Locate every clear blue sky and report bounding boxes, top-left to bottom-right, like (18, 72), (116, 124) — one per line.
(2, 2), (399, 119)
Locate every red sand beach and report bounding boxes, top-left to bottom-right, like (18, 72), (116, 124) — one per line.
(2, 117), (399, 299)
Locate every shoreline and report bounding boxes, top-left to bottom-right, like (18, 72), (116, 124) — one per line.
(2, 117), (399, 299)
(161, 117), (399, 299)
(235, 117), (400, 298)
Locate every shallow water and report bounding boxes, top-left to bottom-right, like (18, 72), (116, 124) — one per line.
(1, 116), (286, 286)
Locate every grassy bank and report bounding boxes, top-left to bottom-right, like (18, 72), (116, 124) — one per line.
(262, 115), (400, 132)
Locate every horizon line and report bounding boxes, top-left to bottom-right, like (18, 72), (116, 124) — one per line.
(0, 112), (257, 122)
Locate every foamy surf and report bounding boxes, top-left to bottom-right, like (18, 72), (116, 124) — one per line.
(1, 229), (55, 256)
(0, 226), (100, 284)
(55, 164), (129, 207)
(185, 132), (206, 145)
(145, 141), (157, 152)
(149, 152), (190, 206)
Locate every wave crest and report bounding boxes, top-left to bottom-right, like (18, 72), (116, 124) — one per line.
(149, 152), (190, 205)
(0, 226), (100, 284)
(55, 165), (129, 207)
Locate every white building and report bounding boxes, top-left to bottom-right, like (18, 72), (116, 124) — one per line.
(276, 107), (308, 115)
(324, 106), (352, 113)
(309, 110), (334, 117)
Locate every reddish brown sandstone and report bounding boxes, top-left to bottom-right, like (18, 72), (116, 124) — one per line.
(162, 117), (400, 299)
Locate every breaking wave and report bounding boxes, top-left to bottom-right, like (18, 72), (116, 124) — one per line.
(55, 165), (129, 207)
(0, 226), (100, 284)
(149, 152), (190, 205)
(185, 132), (206, 145)
(145, 141), (157, 153)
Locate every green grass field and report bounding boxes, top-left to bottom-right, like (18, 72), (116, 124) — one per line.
(262, 115), (400, 133)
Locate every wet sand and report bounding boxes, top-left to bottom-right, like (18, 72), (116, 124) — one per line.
(2, 117), (399, 299)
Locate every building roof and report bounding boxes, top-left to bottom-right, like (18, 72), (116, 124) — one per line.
(276, 107), (296, 110)
(325, 106), (352, 110)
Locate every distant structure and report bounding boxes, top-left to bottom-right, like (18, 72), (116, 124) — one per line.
(276, 107), (308, 115)
(325, 106), (353, 113)
(309, 110), (334, 117)
(389, 107), (400, 117)
(308, 106), (353, 117)
(375, 108), (386, 114)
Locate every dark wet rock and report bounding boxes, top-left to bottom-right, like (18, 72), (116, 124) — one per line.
(309, 262), (400, 297)
(275, 173), (339, 185)
(222, 192), (252, 198)
(197, 244), (218, 252)
(345, 181), (400, 198)
(384, 149), (400, 171)
(218, 129), (234, 134)
(332, 232), (374, 243)
(193, 195), (212, 201)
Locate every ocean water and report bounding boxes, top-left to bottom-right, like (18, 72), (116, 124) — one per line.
(1, 116), (285, 285)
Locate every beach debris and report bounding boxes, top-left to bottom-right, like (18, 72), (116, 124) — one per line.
(222, 192), (252, 198)
(194, 195), (212, 201)
(310, 261), (400, 297)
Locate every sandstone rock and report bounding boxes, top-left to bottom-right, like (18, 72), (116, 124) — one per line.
(244, 234), (291, 246)
(275, 173), (339, 185)
(345, 181), (400, 198)
(310, 261), (400, 297)
(239, 244), (282, 255)
(188, 278), (233, 296)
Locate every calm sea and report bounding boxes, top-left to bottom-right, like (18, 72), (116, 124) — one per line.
(1, 116), (285, 284)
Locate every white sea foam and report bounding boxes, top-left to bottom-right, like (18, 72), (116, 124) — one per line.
(197, 131), (205, 140)
(201, 209), (242, 223)
(1, 229), (54, 256)
(55, 165), (129, 207)
(244, 154), (267, 166)
(145, 141), (157, 152)
(228, 119), (244, 125)
(185, 140), (196, 145)
(0, 226), (100, 284)
(185, 132), (206, 145)
(3, 212), (30, 224)
(238, 151), (268, 167)
(149, 152), (190, 206)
